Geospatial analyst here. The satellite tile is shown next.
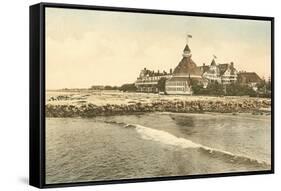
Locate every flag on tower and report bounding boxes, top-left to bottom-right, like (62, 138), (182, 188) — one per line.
(213, 55), (217, 59)
(188, 34), (192, 38)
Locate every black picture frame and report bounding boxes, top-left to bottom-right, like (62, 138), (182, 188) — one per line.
(30, 2), (275, 189)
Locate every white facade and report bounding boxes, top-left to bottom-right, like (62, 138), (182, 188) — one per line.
(165, 80), (193, 95)
(221, 68), (238, 84)
(202, 61), (238, 85)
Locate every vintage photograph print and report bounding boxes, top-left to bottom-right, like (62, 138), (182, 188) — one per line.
(43, 5), (273, 186)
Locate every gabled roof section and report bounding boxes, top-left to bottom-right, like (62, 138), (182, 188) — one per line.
(199, 65), (210, 73)
(218, 63), (229, 75)
(218, 63), (237, 76)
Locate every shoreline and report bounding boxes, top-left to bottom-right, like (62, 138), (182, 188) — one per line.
(46, 98), (271, 118)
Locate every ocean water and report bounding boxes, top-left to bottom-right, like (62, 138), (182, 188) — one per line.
(46, 112), (271, 184)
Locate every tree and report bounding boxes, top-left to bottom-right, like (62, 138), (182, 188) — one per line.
(191, 80), (224, 96)
(206, 82), (225, 95)
(257, 79), (266, 91)
(157, 77), (166, 92)
(225, 83), (256, 96)
(104, 85), (112, 90)
(266, 77), (271, 91)
(104, 85), (119, 90)
(190, 80), (204, 95)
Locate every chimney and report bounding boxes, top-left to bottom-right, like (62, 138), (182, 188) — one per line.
(170, 68), (173, 74)
(203, 63), (205, 66)
(230, 62), (234, 67)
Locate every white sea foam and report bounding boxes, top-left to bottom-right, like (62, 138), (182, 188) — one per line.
(135, 124), (201, 149)
(132, 124), (270, 167)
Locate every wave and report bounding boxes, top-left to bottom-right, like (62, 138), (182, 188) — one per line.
(134, 124), (270, 167)
(160, 112), (271, 122)
(135, 124), (200, 149)
(105, 120), (270, 168)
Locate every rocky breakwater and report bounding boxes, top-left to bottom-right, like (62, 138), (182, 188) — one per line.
(46, 98), (271, 118)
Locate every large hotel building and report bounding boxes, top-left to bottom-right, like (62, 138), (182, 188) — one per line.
(135, 40), (261, 95)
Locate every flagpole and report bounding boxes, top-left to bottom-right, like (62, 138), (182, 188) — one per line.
(187, 34), (192, 44)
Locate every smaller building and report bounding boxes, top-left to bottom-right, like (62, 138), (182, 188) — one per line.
(237, 72), (262, 90)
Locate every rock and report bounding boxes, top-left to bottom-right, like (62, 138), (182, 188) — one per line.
(45, 98), (271, 118)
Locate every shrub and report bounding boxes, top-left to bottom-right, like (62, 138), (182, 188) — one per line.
(119, 83), (137, 92)
(191, 81), (224, 96)
(225, 84), (256, 96)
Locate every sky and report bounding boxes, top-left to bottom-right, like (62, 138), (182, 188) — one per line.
(46, 7), (271, 89)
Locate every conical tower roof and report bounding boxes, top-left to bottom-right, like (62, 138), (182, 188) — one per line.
(210, 59), (216, 66)
(172, 43), (203, 77)
(173, 56), (203, 76)
(183, 44), (191, 52)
